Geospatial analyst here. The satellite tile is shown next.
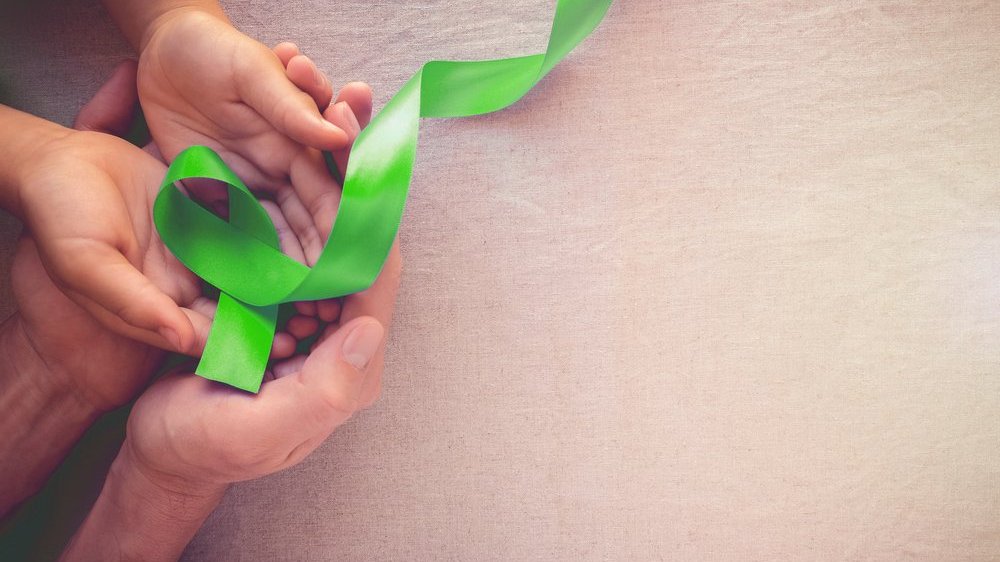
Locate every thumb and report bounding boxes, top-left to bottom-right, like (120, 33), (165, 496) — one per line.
(264, 317), (385, 437)
(302, 316), (384, 417)
(236, 49), (349, 151)
(73, 59), (139, 135)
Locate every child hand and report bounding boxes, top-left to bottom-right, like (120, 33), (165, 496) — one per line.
(16, 124), (214, 348)
(7, 57), (373, 410)
(4, 66), (216, 407)
(135, 11), (374, 316)
(136, 9), (371, 207)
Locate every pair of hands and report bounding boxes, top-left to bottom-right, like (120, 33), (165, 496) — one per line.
(9, 8), (398, 498)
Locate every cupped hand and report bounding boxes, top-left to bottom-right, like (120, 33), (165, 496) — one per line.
(124, 37), (399, 482)
(125, 238), (400, 488)
(8, 63), (215, 410)
(137, 10), (373, 244)
(17, 74), (212, 351)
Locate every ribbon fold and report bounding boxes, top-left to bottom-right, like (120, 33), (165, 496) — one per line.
(153, 0), (614, 392)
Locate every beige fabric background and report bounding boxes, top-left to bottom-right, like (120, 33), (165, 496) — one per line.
(2, 0), (999, 559)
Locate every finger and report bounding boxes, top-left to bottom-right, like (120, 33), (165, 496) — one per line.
(52, 241), (197, 353)
(323, 101), (361, 178)
(236, 49), (349, 151)
(274, 184), (325, 264)
(286, 54), (334, 110)
(339, 240), (402, 407)
(260, 199), (307, 265)
(180, 297), (217, 356)
(273, 42), (300, 66)
(335, 81), (374, 129)
(295, 301), (317, 317)
(317, 298), (341, 323)
(271, 355), (307, 379)
(73, 59), (139, 136)
(326, 83), (374, 178)
(287, 315), (318, 339)
(272, 332), (296, 359)
(287, 149), (341, 241)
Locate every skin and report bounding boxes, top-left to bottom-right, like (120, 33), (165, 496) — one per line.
(0, 0), (396, 550)
(56, 60), (402, 561)
(0, 107), (210, 399)
(0, 44), (375, 516)
(4, 0), (372, 356)
(107, 1), (375, 268)
(117, 0), (371, 324)
(0, 89), (191, 515)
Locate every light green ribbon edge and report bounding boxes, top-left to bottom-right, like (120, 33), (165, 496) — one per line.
(153, 0), (614, 392)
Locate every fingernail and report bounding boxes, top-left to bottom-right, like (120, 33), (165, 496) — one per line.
(159, 326), (182, 351)
(341, 320), (384, 371)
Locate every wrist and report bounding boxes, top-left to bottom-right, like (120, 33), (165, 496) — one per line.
(0, 315), (99, 423)
(61, 440), (226, 561)
(0, 315), (101, 514)
(0, 105), (73, 218)
(120, 437), (228, 502)
(136, 3), (231, 54)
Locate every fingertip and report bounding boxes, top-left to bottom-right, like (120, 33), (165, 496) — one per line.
(324, 102), (361, 175)
(272, 355), (307, 379)
(324, 101), (360, 139)
(307, 316), (382, 368)
(272, 332), (296, 359)
(273, 42), (300, 66)
(241, 63), (346, 150)
(158, 326), (184, 353)
(287, 315), (319, 339)
(339, 318), (384, 373)
(282, 107), (349, 151)
(317, 298), (341, 323)
(336, 81), (374, 129)
(285, 54), (312, 83)
(317, 119), (350, 149)
(112, 58), (139, 81)
(295, 301), (317, 317)
(289, 318), (381, 421)
(285, 54), (334, 110)
(158, 308), (197, 354)
(181, 305), (215, 356)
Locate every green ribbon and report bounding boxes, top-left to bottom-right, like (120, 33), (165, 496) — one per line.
(153, 0), (614, 392)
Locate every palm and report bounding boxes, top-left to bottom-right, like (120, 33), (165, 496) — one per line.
(127, 366), (335, 484)
(126, 243), (400, 486)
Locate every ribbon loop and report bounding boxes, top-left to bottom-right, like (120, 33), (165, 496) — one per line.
(154, 0), (614, 392)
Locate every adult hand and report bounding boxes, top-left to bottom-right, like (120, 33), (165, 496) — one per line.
(60, 237), (401, 562)
(129, 240), (400, 486)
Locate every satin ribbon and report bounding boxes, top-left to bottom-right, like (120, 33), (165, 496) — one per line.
(153, 0), (614, 392)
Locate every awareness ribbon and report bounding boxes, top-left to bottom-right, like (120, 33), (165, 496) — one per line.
(153, 0), (614, 392)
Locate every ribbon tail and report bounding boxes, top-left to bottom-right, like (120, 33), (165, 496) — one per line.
(195, 293), (277, 393)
